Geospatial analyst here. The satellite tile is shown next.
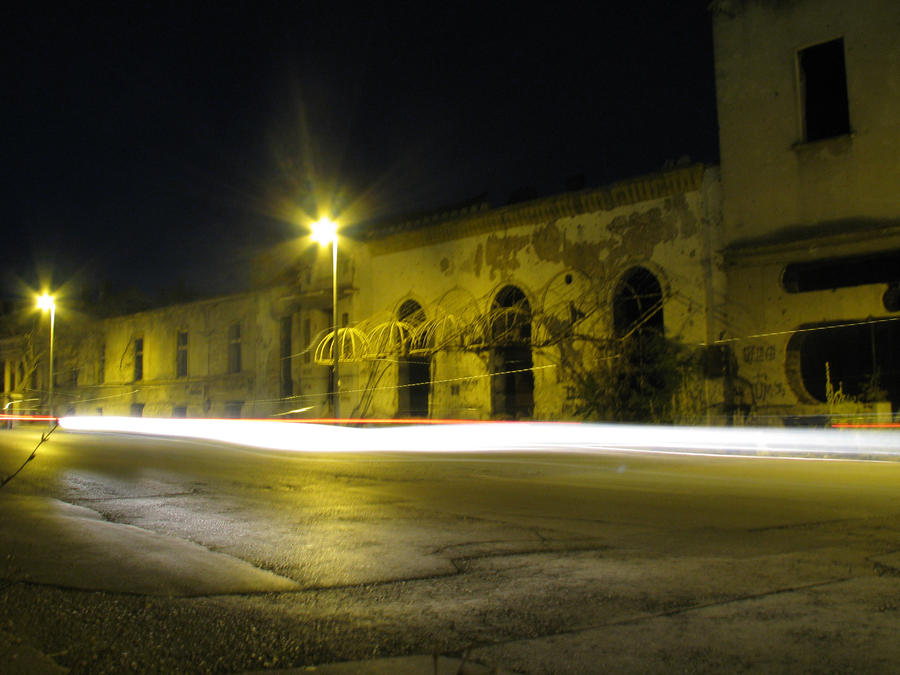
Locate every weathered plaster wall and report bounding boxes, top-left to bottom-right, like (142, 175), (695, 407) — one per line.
(714, 0), (900, 421)
(722, 229), (900, 418)
(57, 288), (288, 418)
(348, 166), (719, 420)
(714, 0), (900, 243)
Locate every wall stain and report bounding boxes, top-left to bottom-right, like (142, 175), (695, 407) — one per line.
(607, 206), (678, 262)
(476, 198), (695, 280)
(667, 193), (699, 238)
(531, 221), (605, 273)
(484, 233), (528, 279)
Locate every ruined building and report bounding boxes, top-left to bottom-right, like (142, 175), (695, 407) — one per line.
(3, 0), (897, 424)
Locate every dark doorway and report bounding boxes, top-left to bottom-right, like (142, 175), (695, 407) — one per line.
(613, 267), (663, 338)
(397, 300), (430, 417)
(490, 286), (534, 419)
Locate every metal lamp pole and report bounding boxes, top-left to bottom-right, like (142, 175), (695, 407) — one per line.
(37, 293), (55, 419)
(312, 218), (340, 420)
(331, 234), (340, 420)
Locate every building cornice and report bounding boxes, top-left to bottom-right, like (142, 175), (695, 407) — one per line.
(724, 218), (900, 265)
(366, 164), (706, 256)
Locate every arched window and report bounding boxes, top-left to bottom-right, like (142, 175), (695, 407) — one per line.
(490, 285), (534, 419)
(613, 267), (663, 338)
(397, 300), (430, 418)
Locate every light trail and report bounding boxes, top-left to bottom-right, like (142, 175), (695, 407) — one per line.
(54, 416), (900, 461)
(1, 414), (58, 423)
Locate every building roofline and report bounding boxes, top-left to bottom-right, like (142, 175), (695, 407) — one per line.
(363, 164), (707, 255)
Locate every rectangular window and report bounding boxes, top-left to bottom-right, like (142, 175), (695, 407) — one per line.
(0, 360), (5, 392)
(176, 330), (188, 378)
(131, 403), (144, 417)
(228, 323), (241, 374)
(303, 317), (312, 364)
(98, 344), (105, 384)
(134, 338), (143, 381)
(798, 38), (850, 143)
(280, 316), (293, 397)
(172, 406), (187, 418)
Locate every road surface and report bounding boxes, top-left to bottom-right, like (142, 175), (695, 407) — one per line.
(1, 424), (900, 673)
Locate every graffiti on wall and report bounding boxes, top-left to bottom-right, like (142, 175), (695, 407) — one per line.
(742, 344), (776, 363)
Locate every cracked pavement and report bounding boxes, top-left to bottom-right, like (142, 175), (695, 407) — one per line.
(2, 427), (900, 673)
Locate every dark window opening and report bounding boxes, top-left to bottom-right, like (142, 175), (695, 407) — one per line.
(133, 338), (143, 381)
(613, 267), (664, 338)
(789, 320), (900, 412)
(172, 406), (187, 418)
(884, 284), (900, 312)
(397, 300), (430, 418)
(176, 330), (188, 378)
(131, 403), (144, 417)
(490, 286), (534, 419)
(799, 38), (850, 143)
(783, 249), (900, 293)
(280, 316), (293, 397)
(98, 345), (105, 384)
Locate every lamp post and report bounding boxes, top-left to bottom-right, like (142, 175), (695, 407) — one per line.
(36, 292), (56, 419)
(311, 217), (340, 419)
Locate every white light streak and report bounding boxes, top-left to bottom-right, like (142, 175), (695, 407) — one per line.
(56, 417), (900, 461)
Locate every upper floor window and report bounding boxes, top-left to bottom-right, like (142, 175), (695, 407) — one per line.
(176, 330), (188, 378)
(134, 338), (144, 381)
(798, 38), (850, 143)
(228, 322), (241, 374)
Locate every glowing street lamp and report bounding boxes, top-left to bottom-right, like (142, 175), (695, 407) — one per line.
(36, 292), (56, 419)
(311, 217), (340, 419)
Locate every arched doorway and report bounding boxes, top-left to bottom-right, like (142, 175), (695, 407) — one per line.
(397, 299), (430, 417)
(613, 266), (664, 338)
(490, 285), (534, 419)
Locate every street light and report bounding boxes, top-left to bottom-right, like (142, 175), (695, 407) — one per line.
(36, 292), (56, 419)
(311, 217), (340, 419)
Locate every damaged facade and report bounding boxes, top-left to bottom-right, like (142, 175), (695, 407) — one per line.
(712, 0), (900, 421)
(3, 0), (897, 424)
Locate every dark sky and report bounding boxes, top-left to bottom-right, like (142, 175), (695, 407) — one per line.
(4, 2), (719, 301)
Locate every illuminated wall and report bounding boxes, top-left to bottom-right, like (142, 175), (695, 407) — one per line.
(712, 0), (900, 420)
(50, 288), (290, 418)
(340, 164), (724, 421)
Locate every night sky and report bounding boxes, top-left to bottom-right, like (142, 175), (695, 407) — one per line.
(4, 3), (718, 302)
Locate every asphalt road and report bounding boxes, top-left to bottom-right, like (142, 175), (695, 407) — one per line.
(2, 425), (900, 673)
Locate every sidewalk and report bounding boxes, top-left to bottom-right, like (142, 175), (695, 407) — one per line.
(0, 491), (511, 674)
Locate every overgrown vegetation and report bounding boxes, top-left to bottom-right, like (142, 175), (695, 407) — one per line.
(561, 331), (703, 424)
